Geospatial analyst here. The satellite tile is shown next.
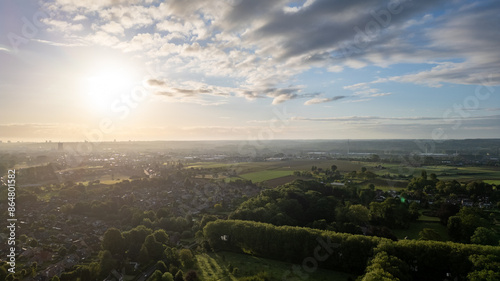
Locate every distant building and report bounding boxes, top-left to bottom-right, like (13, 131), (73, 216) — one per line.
(58, 142), (64, 151)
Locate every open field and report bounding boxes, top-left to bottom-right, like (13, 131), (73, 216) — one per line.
(369, 163), (500, 182)
(484, 179), (500, 185)
(188, 159), (366, 174)
(393, 221), (450, 241)
(238, 170), (294, 183)
(196, 251), (355, 281)
(190, 160), (500, 189)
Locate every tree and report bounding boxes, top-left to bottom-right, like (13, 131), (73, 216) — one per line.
(138, 245), (149, 265)
(179, 249), (195, 268)
(102, 228), (125, 256)
(156, 261), (168, 273)
(436, 203), (460, 225)
(470, 227), (498, 246)
(98, 250), (116, 278)
(362, 251), (411, 281)
(185, 271), (198, 281)
(214, 203), (223, 212)
(447, 216), (462, 242)
(144, 234), (164, 260)
(408, 202), (420, 221)
(347, 204), (370, 225)
(468, 254), (500, 281)
(162, 272), (174, 281)
(153, 229), (170, 245)
(174, 270), (184, 281)
(421, 170), (427, 180)
(370, 154), (380, 162)
(448, 207), (489, 243)
(123, 225), (153, 258)
(149, 270), (163, 281)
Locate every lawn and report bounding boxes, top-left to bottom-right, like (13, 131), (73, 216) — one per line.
(393, 222), (450, 241)
(196, 251), (356, 281)
(239, 170), (295, 183)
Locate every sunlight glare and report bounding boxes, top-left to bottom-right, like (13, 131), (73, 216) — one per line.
(84, 66), (135, 112)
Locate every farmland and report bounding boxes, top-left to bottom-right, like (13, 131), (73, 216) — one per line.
(190, 159), (367, 187)
(188, 159), (500, 189)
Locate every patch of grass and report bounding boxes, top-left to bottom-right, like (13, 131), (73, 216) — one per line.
(393, 222), (450, 241)
(196, 251), (355, 281)
(186, 162), (234, 169)
(239, 170), (294, 183)
(484, 179), (500, 185)
(418, 214), (441, 222)
(261, 175), (302, 187)
(418, 216), (441, 223)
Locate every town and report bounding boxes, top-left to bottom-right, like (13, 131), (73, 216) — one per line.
(0, 139), (499, 281)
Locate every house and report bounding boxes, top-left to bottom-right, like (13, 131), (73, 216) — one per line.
(461, 199), (473, 207)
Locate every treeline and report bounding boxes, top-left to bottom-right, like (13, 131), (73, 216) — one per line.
(406, 170), (500, 202)
(203, 219), (500, 280)
(363, 239), (500, 281)
(229, 180), (419, 238)
(204, 219), (385, 274)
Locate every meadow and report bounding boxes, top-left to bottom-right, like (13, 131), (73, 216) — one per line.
(196, 251), (355, 281)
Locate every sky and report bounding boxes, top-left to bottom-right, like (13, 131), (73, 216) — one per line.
(0, 0), (499, 142)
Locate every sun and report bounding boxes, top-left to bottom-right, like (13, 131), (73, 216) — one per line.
(84, 66), (135, 112)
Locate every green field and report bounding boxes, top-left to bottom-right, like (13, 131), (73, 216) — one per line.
(370, 163), (500, 182)
(484, 179), (500, 185)
(196, 251), (355, 281)
(393, 221), (450, 241)
(188, 159), (366, 174)
(189, 159), (500, 189)
(238, 170), (294, 183)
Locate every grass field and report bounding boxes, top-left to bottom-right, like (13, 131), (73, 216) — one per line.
(190, 159), (500, 188)
(196, 251), (355, 281)
(193, 159), (366, 187)
(393, 221), (450, 241)
(484, 179), (500, 185)
(370, 163), (500, 182)
(188, 159), (366, 174)
(238, 170), (295, 183)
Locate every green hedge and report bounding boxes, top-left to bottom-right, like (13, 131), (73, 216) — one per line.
(204, 219), (384, 274)
(204, 219), (500, 280)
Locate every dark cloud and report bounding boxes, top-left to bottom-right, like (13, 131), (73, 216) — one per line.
(146, 79), (166, 86)
(248, 0), (447, 60)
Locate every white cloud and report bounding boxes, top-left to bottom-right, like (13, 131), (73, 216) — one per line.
(42, 19), (84, 33)
(304, 96), (346, 105)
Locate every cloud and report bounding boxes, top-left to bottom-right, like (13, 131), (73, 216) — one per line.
(292, 115), (500, 126)
(41, 18), (84, 33)
(343, 82), (392, 101)
(304, 96), (346, 105)
(146, 79), (166, 86)
(0, 46), (13, 53)
(38, 0), (500, 109)
(145, 78), (231, 105)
